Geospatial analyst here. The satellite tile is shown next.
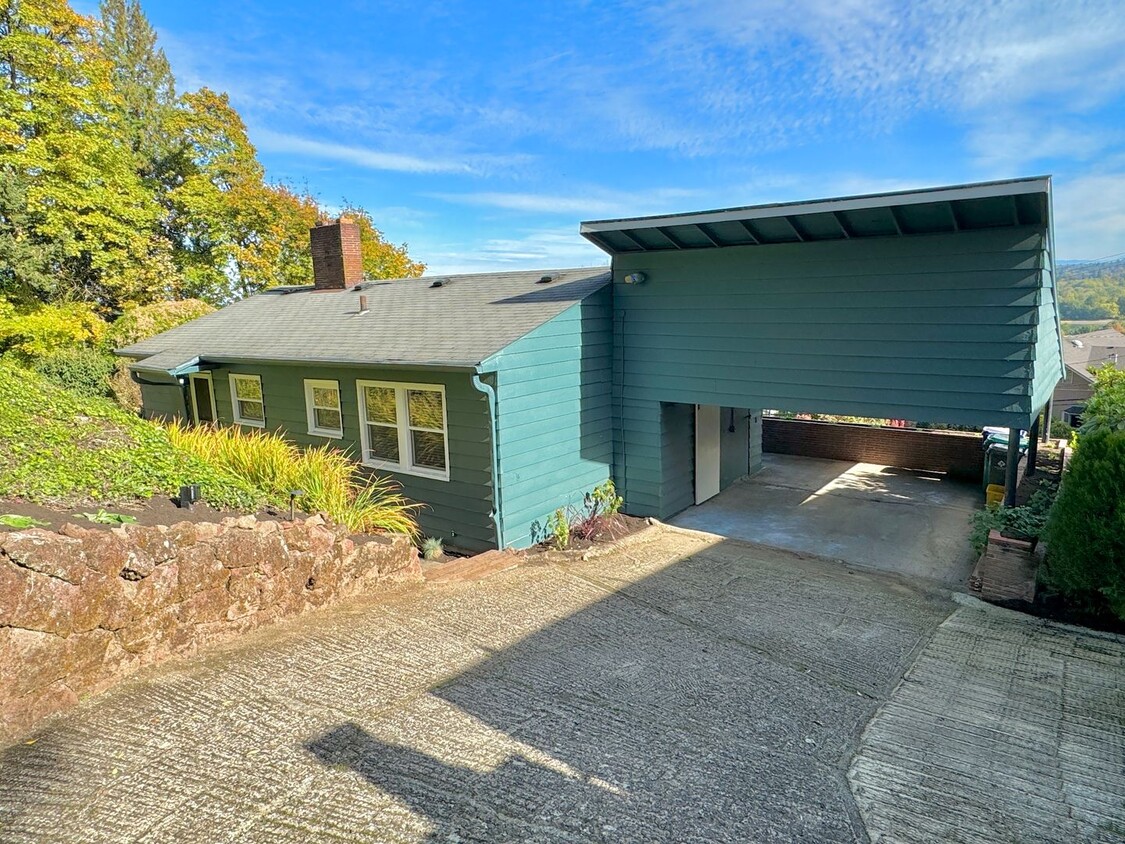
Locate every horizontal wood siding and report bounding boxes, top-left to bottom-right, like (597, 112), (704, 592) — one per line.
(204, 363), (494, 552)
(139, 383), (187, 421)
(661, 403), (695, 518)
(615, 227), (1057, 425)
(613, 226), (1062, 515)
(483, 287), (614, 548)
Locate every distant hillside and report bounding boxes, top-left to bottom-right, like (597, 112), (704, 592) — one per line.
(1057, 258), (1125, 319)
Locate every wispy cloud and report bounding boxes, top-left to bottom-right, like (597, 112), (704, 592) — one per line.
(252, 129), (534, 176)
(423, 227), (609, 275)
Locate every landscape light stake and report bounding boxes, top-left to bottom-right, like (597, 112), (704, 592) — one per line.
(289, 490), (305, 521)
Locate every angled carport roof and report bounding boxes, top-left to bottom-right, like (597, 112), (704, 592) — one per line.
(580, 176), (1052, 254)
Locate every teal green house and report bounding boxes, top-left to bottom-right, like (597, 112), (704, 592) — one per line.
(120, 177), (1063, 551)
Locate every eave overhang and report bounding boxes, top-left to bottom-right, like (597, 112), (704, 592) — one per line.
(580, 176), (1052, 255)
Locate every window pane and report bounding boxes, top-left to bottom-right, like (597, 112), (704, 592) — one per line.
(234, 377), (262, 400)
(314, 408), (341, 432)
(411, 430), (446, 470)
(312, 386), (339, 409)
(367, 424), (399, 462)
(363, 386), (397, 425)
(238, 399), (264, 421)
(408, 390), (443, 430)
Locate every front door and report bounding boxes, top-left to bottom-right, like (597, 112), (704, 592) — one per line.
(189, 374), (216, 425)
(695, 404), (721, 504)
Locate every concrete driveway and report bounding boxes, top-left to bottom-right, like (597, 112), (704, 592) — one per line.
(672, 453), (981, 585)
(1, 525), (1122, 843)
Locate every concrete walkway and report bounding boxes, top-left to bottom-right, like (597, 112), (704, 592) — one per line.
(1, 526), (1121, 843)
(672, 454), (981, 585)
(850, 596), (1125, 844)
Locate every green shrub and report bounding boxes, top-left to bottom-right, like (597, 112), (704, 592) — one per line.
(968, 485), (1055, 554)
(1043, 429), (1125, 618)
(420, 536), (444, 560)
(548, 508), (570, 549)
(1079, 365), (1125, 435)
(29, 347), (117, 398)
(1049, 419), (1075, 440)
(0, 298), (107, 360)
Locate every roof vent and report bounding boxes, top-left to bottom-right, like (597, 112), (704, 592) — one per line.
(536, 274), (554, 284)
(357, 294), (369, 315)
(1072, 339), (1084, 348)
(430, 278), (448, 289)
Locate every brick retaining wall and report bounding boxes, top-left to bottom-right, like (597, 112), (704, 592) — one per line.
(0, 516), (420, 743)
(763, 418), (984, 481)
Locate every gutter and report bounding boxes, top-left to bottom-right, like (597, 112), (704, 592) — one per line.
(471, 370), (505, 549)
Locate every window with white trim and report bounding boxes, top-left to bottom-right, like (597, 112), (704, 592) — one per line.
(304, 379), (343, 437)
(229, 374), (265, 427)
(357, 381), (449, 479)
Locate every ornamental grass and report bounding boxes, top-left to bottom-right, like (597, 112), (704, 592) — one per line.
(166, 421), (419, 536)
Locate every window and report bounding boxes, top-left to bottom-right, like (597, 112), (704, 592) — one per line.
(229, 374), (265, 427)
(304, 379), (343, 438)
(357, 381), (449, 479)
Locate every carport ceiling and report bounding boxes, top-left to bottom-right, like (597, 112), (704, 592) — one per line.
(580, 176), (1051, 255)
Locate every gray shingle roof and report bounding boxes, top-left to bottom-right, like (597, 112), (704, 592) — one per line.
(1062, 327), (1125, 381)
(119, 267), (611, 371)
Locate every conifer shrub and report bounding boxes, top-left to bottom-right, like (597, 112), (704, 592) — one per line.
(1042, 429), (1125, 619)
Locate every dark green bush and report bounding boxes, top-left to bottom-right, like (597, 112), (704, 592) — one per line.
(1049, 419), (1074, 440)
(969, 485), (1055, 554)
(1043, 430), (1125, 619)
(29, 346), (117, 398)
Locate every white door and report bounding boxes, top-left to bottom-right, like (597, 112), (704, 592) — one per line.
(695, 404), (721, 504)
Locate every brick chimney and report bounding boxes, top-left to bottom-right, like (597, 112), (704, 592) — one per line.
(310, 217), (363, 290)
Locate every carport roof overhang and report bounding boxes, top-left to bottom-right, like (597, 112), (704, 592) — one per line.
(580, 176), (1051, 255)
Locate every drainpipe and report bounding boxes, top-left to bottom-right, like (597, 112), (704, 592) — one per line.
(471, 372), (505, 549)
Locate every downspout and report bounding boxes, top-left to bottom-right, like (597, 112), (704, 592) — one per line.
(471, 371), (505, 549)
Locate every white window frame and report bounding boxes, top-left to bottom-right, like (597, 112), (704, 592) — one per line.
(187, 372), (216, 426)
(229, 373), (266, 428)
(356, 380), (450, 481)
(304, 379), (343, 438)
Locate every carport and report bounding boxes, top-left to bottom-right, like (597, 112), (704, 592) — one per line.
(581, 177), (1064, 541)
(670, 453), (981, 584)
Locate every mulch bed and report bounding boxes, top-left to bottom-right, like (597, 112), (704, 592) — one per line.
(526, 513), (650, 556)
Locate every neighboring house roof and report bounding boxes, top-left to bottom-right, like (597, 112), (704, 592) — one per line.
(581, 176), (1051, 255)
(120, 267), (611, 374)
(1062, 327), (1125, 382)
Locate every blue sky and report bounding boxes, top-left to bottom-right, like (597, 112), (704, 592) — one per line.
(110, 1), (1125, 270)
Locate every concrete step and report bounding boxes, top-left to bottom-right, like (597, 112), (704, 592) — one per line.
(423, 549), (520, 584)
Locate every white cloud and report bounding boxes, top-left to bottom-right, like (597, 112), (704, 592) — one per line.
(253, 129), (499, 175)
(422, 227), (609, 275)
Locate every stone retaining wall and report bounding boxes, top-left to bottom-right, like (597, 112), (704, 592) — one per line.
(0, 516), (421, 743)
(763, 418), (984, 481)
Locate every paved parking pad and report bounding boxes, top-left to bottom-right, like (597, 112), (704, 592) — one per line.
(1, 526), (1121, 843)
(0, 527), (950, 843)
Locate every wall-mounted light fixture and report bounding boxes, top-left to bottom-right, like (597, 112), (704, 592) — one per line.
(623, 272), (647, 285)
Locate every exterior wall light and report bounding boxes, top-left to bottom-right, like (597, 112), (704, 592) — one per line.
(623, 272), (647, 285)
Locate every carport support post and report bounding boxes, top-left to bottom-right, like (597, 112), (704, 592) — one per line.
(1026, 414), (1040, 477)
(1042, 398), (1052, 442)
(1004, 428), (1021, 507)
